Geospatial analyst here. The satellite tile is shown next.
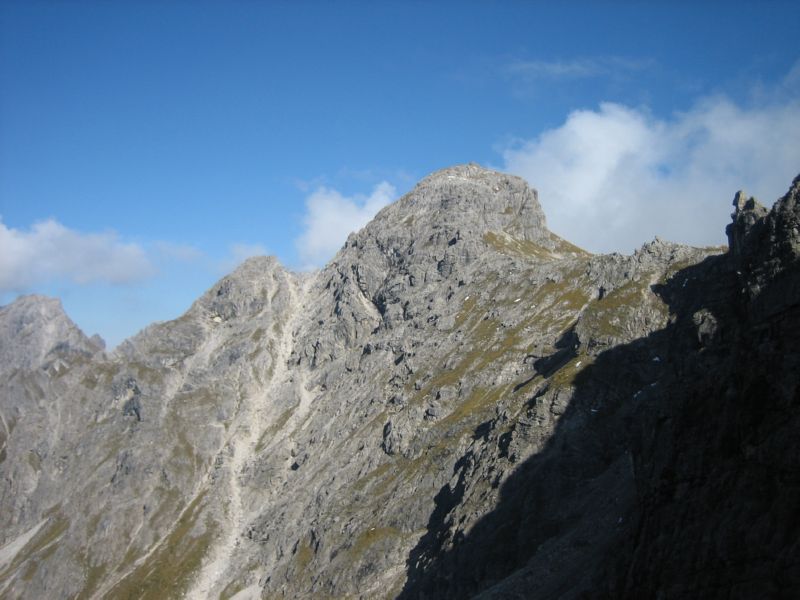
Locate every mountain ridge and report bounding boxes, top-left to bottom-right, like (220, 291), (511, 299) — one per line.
(0, 165), (798, 599)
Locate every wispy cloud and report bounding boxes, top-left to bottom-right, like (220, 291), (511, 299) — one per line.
(0, 218), (155, 293)
(295, 181), (396, 268)
(504, 56), (651, 81)
(500, 95), (800, 253)
(153, 241), (204, 263)
(781, 57), (800, 89)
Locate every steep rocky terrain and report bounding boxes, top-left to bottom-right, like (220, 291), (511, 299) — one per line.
(0, 164), (797, 599)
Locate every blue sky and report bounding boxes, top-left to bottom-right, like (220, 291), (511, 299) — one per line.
(1, 1), (799, 347)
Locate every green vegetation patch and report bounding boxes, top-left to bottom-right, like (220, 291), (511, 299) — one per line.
(83, 362), (122, 390)
(548, 232), (590, 257)
(581, 276), (668, 342)
(17, 373), (46, 401)
(0, 513), (70, 584)
(76, 560), (108, 600)
(452, 319), (520, 381)
(411, 268), (592, 413)
(438, 384), (511, 428)
(294, 538), (314, 570)
(483, 232), (556, 260)
(255, 407), (295, 453)
(174, 386), (220, 409)
(454, 294), (478, 329)
(130, 362), (167, 386)
(105, 491), (214, 600)
(26, 450), (41, 472)
(548, 354), (594, 389)
(351, 461), (394, 493)
(661, 257), (704, 284)
(484, 231), (590, 261)
(348, 526), (400, 558)
(173, 426), (204, 475)
(147, 486), (183, 532)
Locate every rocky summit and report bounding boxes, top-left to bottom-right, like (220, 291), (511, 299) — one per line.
(1, 164), (798, 599)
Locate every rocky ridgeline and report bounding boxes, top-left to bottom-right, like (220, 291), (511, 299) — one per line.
(0, 165), (797, 599)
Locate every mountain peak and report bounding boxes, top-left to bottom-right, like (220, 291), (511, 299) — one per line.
(387, 163), (549, 242)
(302, 164), (565, 352)
(335, 164), (551, 274)
(0, 294), (96, 373)
(0, 294), (72, 335)
(418, 162), (530, 190)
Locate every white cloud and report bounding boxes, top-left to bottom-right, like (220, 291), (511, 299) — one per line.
(501, 97), (800, 253)
(0, 218), (155, 292)
(295, 181), (396, 267)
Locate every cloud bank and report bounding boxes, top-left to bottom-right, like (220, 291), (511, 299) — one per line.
(502, 97), (800, 253)
(0, 218), (154, 293)
(296, 181), (396, 268)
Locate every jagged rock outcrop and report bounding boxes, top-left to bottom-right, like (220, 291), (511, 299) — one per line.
(0, 165), (798, 599)
(609, 177), (800, 598)
(0, 295), (101, 375)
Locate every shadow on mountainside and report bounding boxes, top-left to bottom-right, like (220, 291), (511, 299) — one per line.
(398, 251), (800, 600)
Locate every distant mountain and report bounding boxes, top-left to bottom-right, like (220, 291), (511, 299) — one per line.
(1, 164), (798, 599)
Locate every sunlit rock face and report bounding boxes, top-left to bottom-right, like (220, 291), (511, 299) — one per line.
(1, 165), (797, 599)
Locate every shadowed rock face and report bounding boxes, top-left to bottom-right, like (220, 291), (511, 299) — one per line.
(0, 165), (797, 599)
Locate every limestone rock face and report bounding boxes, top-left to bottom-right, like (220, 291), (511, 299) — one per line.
(0, 295), (100, 375)
(0, 165), (798, 600)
